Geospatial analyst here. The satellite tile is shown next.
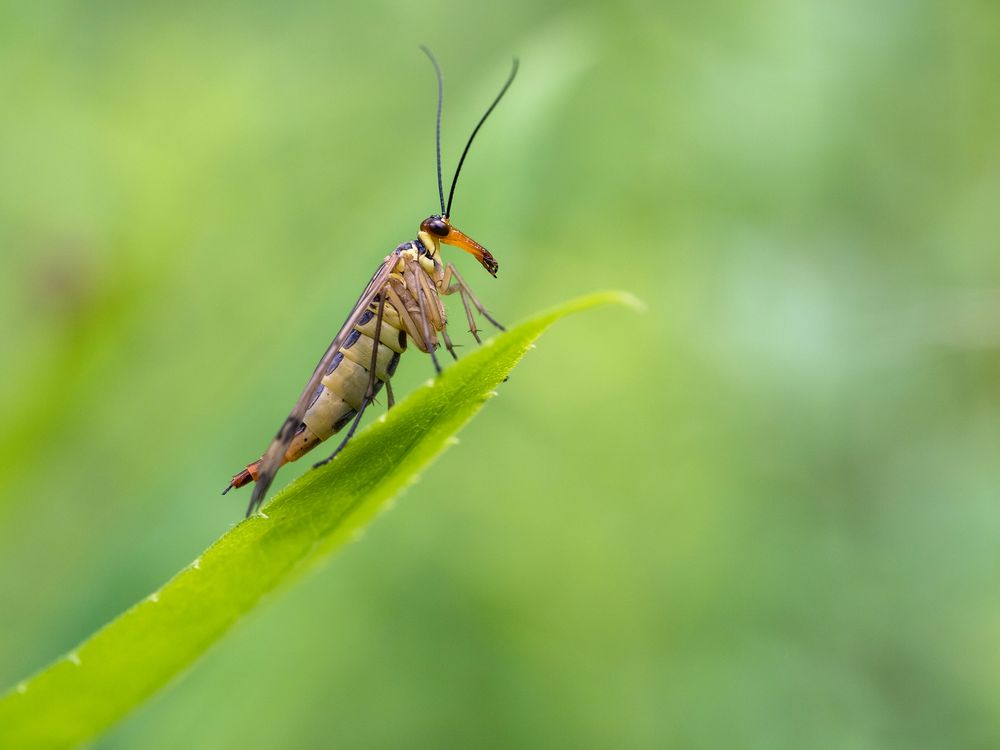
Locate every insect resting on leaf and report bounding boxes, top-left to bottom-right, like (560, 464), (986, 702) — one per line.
(224, 48), (518, 517)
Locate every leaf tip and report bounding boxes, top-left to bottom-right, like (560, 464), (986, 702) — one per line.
(612, 291), (647, 313)
(582, 290), (645, 313)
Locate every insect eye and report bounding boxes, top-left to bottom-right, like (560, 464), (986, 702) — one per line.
(427, 218), (450, 237)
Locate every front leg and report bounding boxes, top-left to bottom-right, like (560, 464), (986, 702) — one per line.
(440, 262), (505, 338)
(385, 274), (442, 373)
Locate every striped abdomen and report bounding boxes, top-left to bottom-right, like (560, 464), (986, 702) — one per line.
(228, 297), (406, 489)
(297, 299), (406, 449)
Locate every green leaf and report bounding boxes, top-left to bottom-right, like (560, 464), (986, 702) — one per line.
(0, 291), (639, 750)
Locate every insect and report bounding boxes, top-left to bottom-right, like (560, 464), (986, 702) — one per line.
(224, 49), (518, 517)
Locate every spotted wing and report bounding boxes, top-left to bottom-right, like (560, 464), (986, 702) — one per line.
(245, 254), (398, 516)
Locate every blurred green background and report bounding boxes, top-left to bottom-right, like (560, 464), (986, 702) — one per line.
(2, 1), (999, 747)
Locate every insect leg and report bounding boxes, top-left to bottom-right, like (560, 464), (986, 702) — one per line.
(440, 264), (482, 342)
(385, 282), (426, 351)
(441, 329), (459, 360)
(427, 339), (442, 374)
(414, 267), (449, 365)
(366, 293), (387, 402)
(312, 294), (387, 469)
(447, 263), (505, 331)
(410, 267), (442, 374)
(365, 294), (385, 399)
(312, 398), (371, 468)
(418, 266), (448, 331)
(385, 380), (395, 408)
(458, 286), (482, 343)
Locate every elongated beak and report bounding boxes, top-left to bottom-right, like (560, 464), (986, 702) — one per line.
(442, 224), (499, 277)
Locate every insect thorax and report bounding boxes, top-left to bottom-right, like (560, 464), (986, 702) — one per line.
(416, 230), (439, 258)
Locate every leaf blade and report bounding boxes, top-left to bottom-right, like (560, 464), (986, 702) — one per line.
(0, 290), (635, 750)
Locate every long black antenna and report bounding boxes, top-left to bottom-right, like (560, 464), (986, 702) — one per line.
(420, 46), (446, 216)
(446, 57), (519, 218)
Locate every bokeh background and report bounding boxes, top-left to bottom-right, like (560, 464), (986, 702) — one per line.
(2, 1), (999, 747)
